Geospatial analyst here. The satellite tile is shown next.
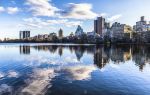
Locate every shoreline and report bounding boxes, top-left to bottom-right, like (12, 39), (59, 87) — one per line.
(1, 42), (150, 45)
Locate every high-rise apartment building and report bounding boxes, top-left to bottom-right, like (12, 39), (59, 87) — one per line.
(94, 17), (105, 35)
(58, 28), (63, 39)
(19, 31), (30, 39)
(133, 16), (148, 32)
(111, 22), (132, 39)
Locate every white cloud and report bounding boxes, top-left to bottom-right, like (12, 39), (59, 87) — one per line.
(99, 13), (108, 17)
(0, 6), (5, 13)
(47, 19), (83, 27)
(7, 7), (19, 14)
(107, 14), (122, 22)
(22, 17), (83, 28)
(65, 21), (83, 27)
(26, 0), (59, 17)
(60, 3), (98, 20)
(22, 17), (49, 28)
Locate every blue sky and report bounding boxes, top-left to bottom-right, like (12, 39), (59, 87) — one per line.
(0, 0), (150, 39)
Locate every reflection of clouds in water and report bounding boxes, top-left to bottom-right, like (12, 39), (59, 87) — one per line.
(64, 56), (79, 63)
(62, 65), (96, 81)
(8, 70), (19, 78)
(109, 63), (120, 69)
(0, 84), (12, 94)
(100, 68), (106, 72)
(21, 68), (57, 95)
(0, 72), (5, 78)
(21, 65), (96, 95)
(18, 55), (81, 67)
(0, 71), (19, 78)
(23, 55), (52, 67)
(15, 55), (96, 94)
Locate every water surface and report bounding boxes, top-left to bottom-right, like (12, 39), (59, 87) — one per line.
(0, 44), (150, 95)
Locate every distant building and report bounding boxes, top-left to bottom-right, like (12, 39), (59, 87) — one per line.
(133, 16), (150, 43)
(58, 28), (63, 39)
(133, 16), (149, 32)
(75, 25), (84, 37)
(69, 32), (74, 37)
(94, 17), (111, 38)
(87, 31), (96, 37)
(111, 22), (132, 39)
(94, 17), (106, 36)
(48, 32), (57, 41)
(19, 31), (30, 39)
(43, 34), (49, 39)
(37, 34), (44, 40)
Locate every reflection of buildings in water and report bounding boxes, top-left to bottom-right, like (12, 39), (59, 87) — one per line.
(110, 45), (133, 64)
(69, 46), (74, 54)
(94, 47), (109, 69)
(123, 47), (132, 61)
(48, 46), (58, 53)
(33, 45), (58, 54)
(75, 47), (84, 61)
(132, 46), (147, 71)
(133, 55), (146, 71)
(32, 45), (96, 58)
(58, 46), (63, 56)
(33, 46), (49, 51)
(22, 44), (150, 71)
(86, 46), (96, 54)
(92, 45), (150, 71)
(110, 46), (124, 63)
(94, 45), (132, 69)
(20, 46), (30, 55)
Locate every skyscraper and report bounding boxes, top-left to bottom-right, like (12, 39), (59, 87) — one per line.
(75, 25), (84, 37)
(133, 16), (147, 32)
(58, 28), (63, 39)
(19, 31), (30, 39)
(94, 17), (105, 35)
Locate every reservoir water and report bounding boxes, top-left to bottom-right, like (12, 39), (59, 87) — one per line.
(0, 44), (150, 95)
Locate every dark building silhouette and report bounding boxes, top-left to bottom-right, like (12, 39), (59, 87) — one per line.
(19, 31), (30, 39)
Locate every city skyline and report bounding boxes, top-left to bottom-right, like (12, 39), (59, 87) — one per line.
(1, 0), (150, 39)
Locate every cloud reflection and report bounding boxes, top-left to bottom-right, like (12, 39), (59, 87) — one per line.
(21, 68), (57, 95)
(8, 71), (19, 78)
(18, 55), (81, 67)
(0, 84), (12, 94)
(62, 65), (96, 81)
(0, 72), (5, 78)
